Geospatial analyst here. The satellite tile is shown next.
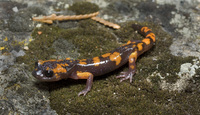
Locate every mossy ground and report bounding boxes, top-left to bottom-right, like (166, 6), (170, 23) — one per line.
(17, 1), (199, 115)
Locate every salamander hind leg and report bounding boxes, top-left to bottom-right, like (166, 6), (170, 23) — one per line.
(116, 51), (138, 83)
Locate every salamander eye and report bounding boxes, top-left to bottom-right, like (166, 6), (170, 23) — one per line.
(35, 62), (38, 67)
(44, 70), (54, 77)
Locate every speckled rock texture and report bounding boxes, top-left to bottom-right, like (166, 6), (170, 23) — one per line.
(0, 0), (199, 114)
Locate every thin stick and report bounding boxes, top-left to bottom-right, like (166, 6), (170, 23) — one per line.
(33, 12), (99, 24)
(32, 11), (121, 29)
(91, 17), (120, 29)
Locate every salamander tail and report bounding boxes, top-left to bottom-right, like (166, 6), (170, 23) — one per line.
(132, 24), (156, 43)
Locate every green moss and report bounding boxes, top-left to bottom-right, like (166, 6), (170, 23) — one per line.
(196, 66), (200, 75)
(68, 2), (99, 15)
(50, 75), (167, 114)
(16, 25), (60, 70)
(65, 20), (120, 59)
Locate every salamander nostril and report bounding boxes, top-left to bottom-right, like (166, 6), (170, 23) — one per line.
(44, 70), (54, 77)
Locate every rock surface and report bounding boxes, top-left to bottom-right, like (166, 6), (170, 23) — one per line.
(0, 0), (199, 114)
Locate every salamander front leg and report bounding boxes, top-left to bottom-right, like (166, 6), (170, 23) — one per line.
(116, 51), (138, 83)
(75, 71), (94, 96)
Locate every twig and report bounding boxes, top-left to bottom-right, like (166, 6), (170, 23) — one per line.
(32, 11), (121, 29)
(91, 17), (120, 29)
(33, 12), (99, 24)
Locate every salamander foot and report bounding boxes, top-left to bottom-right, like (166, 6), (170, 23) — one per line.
(116, 70), (136, 83)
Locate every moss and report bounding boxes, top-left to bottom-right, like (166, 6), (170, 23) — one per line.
(50, 75), (169, 114)
(16, 25), (60, 70)
(50, 75), (198, 114)
(65, 20), (120, 59)
(68, 2), (99, 15)
(195, 67), (200, 75)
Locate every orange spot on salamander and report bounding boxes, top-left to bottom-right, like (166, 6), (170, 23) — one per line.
(109, 52), (122, 66)
(80, 59), (87, 61)
(79, 61), (87, 65)
(46, 67), (50, 71)
(60, 63), (69, 67)
(66, 58), (71, 60)
(79, 59), (87, 65)
(131, 42), (136, 44)
(142, 38), (151, 45)
(93, 57), (100, 66)
(38, 59), (56, 65)
(77, 71), (92, 79)
(129, 51), (137, 63)
(141, 27), (152, 33)
(126, 40), (131, 45)
(137, 43), (143, 51)
(122, 41), (135, 47)
(101, 53), (111, 58)
(132, 45), (136, 48)
(130, 65), (135, 69)
(52, 64), (67, 74)
(55, 73), (60, 79)
(146, 33), (156, 42)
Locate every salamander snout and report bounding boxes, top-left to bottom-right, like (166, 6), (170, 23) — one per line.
(32, 61), (58, 81)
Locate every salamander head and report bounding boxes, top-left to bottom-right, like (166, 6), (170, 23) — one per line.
(32, 59), (75, 82)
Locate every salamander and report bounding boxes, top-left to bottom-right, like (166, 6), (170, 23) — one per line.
(32, 24), (156, 96)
